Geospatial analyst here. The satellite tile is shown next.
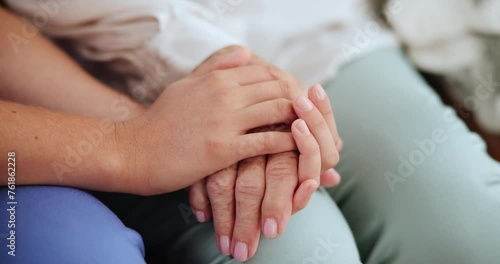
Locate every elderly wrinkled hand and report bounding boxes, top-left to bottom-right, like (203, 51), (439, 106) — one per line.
(188, 46), (343, 262)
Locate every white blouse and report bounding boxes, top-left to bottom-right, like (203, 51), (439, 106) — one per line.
(5, 0), (397, 104)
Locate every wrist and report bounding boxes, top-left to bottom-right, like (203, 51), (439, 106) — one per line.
(111, 114), (156, 195)
(84, 120), (130, 193)
(110, 96), (147, 121)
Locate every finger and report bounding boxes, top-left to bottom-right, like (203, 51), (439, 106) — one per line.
(320, 168), (342, 188)
(337, 138), (343, 152)
(293, 179), (319, 214)
(193, 47), (252, 76)
(236, 80), (303, 107)
(290, 119), (321, 213)
(261, 151), (297, 239)
(238, 99), (296, 130)
(232, 156), (266, 262)
(233, 131), (296, 161)
(294, 95), (339, 171)
(249, 54), (306, 97)
(308, 84), (341, 148)
(223, 65), (304, 89)
(206, 165), (238, 256)
(188, 180), (211, 222)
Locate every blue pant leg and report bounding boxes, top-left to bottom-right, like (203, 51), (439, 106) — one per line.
(0, 186), (145, 264)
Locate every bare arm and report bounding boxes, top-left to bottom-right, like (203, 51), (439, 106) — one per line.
(0, 70), (300, 195)
(0, 8), (302, 196)
(0, 8), (145, 191)
(0, 100), (131, 191)
(0, 7), (144, 121)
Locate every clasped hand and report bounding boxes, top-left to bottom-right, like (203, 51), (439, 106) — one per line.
(186, 46), (343, 262)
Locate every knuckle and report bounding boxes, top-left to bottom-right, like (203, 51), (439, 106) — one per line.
(212, 203), (234, 219)
(242, 138), (260, 158)
(236, 137), (251, 158)
(323, 151), (340, 169)
(232, 223), (257, 240)
(205, 70), (226, 84)
(266, 157), (297, 182)
(267, 65), (284, 80)
(214, 88), (235, 106)
(238, 135), (267, 160)
(303, 143), (321, 157)
(321, 107), (334, 119)
(309, 117), (326, 130)
(189, 188), (208, 209)
(235, 178), (265, 201)
(294, 78), (304, 93)
(274, 99), (295, 123)
(213, 218), (234, 233)
(255, 133), (274, 154)
(240, 156), (266, 170)
(290, 79), (304, 98)
(266, 166), (293, 182)
(278, 79), (291, 98)
(263, 198), (286, 215)
(265, 64), (304, 98)
(207, 171), (236, 195)
(277, 75), (302, 99)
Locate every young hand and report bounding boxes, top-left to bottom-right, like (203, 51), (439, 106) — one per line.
(122, 63), (303, 195)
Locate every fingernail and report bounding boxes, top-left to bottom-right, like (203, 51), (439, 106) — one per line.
(296, 120), (311, 135)
(296, 95), (314, 112)
(195, 211), (206, 222)
(263, 218), (278, 238)
(220, 236), (230, 255)
(233, 242), (248, 262)
(313, 84), (326, 100)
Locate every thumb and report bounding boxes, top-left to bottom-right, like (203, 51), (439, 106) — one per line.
(193, 47), (252, 75)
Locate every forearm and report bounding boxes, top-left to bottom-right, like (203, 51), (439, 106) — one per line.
(6, 1), (244, 104)
(0, 7), (144, 121)
(0, 100), (137, 193)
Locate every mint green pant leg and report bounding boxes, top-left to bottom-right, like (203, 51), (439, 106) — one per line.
(170, 190), (361, 264)
(237, 189), (361, 264)
(326, 48), (500, 263)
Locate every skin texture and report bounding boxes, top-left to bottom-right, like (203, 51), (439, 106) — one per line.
(0, 8), (297, 196)
(0, 8), (145, 121)
(0, 7), (342, 262)
(129, 65), (315, 194)
(188, 46), (343, 261)
(0, 7), (144, 191)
